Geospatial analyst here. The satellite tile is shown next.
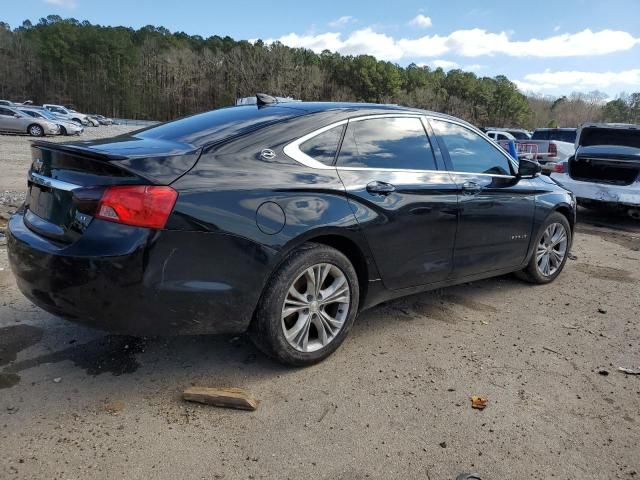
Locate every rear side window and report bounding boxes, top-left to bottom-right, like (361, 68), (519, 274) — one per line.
(431, 119), (513, 176)
(0, 107), (13, 116)
(337, 117), (436, 170)
(300, 125), (345, 166)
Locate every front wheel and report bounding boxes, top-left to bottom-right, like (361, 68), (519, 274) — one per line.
(28, 124), (44, 137)
(517, 212), (571, 284)
(249, 244), (359, 366)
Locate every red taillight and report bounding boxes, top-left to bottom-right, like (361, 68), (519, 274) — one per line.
(548, 143), (557, 158)
(553, 162), (566, 173)
(96, 185), (178, 229)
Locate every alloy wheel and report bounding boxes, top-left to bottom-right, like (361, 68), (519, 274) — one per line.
(536, 222), (568, 277)
(281, 263), (350, 353)
(29, 125), (43, 136)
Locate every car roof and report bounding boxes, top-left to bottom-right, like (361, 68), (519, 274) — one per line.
(266, 101), (459, 120)
(534, 127), (576, 131)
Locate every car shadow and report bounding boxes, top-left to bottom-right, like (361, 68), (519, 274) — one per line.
(0, 273), (540, 394)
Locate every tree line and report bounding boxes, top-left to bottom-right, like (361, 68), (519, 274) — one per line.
(0, 16), (638, 128)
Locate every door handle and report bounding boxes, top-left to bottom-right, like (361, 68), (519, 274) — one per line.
(366, 181), (396, 195)
(462, 181), (481, 195)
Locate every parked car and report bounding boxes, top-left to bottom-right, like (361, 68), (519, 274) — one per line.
(86, 115), (101, 127)
(486, 127), (531, 140)
(0, 99), (13, 106)
(6, 98), (576, 366)
(93, 114), (114, 125)
(19, 107), (84, 136)
(517, 128), (577, 173)
(0, 105), (60, 136)
(486, 130), (517, 142)
(43, 104), (90, 126)
(550, 123), (640, 219)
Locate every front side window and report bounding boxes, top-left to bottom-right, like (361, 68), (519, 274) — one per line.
(337, 117), (436, 170)
(430, 119), (513, 176)
(300, 125), (345, 166)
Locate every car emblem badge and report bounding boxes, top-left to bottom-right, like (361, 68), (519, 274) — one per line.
(260, 149), (276, 160)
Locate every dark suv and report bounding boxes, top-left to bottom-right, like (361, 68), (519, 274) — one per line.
(7, 99), (576, 365)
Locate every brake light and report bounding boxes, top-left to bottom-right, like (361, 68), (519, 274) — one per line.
(96, 185), (178, 229)
(548, 143), (557, 158)
(553, 162), (566, 173)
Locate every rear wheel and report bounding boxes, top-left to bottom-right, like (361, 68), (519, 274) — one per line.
(517, 212), (571, 284)
(28, 124), (44, 137)
(249, 244), (359, 366)
(59, 126), (67, 136)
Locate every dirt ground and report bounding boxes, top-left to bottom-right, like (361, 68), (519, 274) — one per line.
(0, 128), (639, 480)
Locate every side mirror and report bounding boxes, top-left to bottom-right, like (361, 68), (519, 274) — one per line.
(517, 158), (542, 179)
(14, 114), (21, 118)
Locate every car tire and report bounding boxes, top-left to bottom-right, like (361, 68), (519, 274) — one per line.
(249, 243), (360, 366)
(516, 212), (571, 284)
(60, 126), (67, 136)
(28, 124), (44, 137)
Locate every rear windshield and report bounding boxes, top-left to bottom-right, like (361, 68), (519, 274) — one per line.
(579, 127), (640, 148)
(135, 105), (302, 147)
(532, 129), (576, 143)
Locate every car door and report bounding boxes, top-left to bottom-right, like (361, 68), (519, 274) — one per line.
(335, 115), (459, 290)
(429, 118), (536, 277)
(0, 107), (18, 132)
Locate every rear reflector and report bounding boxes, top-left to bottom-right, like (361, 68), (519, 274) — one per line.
(96, 185), (178, 229)
(548, 143), (558, 157)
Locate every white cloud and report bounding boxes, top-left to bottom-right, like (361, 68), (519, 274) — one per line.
(329, 16), (355, 28)
(264, 28), (640, 61)
(409, 14), (432, 28)
(44, 0), (77, 7)
(516, 69), (640, 92)
(418, 60), (486, 72)
(428, 60), (459, 70)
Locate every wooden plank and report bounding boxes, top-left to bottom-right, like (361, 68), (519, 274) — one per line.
(183, 387), (259, 411)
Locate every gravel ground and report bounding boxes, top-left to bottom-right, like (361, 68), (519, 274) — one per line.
(0, 125), (140, 194)
(0, 129), (639, 480)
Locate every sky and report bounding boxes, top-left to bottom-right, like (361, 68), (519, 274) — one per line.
(3, 0), (640, 98)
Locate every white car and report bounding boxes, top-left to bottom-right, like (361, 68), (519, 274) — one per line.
(486, 130), (517, 142)
(550, 123), (640, 219)
(43, 104), (90, 126)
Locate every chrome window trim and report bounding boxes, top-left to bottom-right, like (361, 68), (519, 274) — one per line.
(284, 112), (518, 179)
(425, 116), (518, 177)
(29, 172), (80, 192)
(284, 113), (432, 172)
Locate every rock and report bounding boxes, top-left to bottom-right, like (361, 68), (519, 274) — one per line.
(53, 377), (62, 383)
(183, 387), (259, 411)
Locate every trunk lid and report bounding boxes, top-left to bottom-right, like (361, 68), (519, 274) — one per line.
(25, 138), (199, 244)
(569, 124), (640, 186)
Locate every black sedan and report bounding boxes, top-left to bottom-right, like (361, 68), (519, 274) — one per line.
(7, 97), (576, 365)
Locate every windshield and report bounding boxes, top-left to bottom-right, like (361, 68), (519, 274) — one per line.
(21, 109), (48, 120)
(48, 106), (69, 114)
(508, 130), (530, 140)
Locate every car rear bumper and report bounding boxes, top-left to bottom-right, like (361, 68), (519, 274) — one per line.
(550, 172), (640, 207)
(7, 212), (276, 335)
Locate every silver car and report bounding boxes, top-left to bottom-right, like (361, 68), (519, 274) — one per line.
(19, 108), (84, 136)
(43, 104), (90, 126)
(0, 106), (60, 136)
